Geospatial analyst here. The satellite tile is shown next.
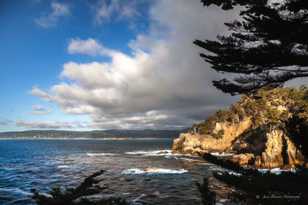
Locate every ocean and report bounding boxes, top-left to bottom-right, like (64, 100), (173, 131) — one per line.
(0, 138), (220, 205)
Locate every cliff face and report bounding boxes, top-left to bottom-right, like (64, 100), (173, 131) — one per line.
(232, 124), (305, 168)
(172, 87), (308, 169)
(172, 117), (252, 154)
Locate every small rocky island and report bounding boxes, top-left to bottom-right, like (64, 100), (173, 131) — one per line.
(173, 87), (308, 169)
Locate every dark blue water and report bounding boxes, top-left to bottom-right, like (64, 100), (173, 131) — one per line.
(0, 139), (214, 205)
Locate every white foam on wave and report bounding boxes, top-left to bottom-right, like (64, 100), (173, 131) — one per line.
(86, 153), (117, 157)
(132, 193), (147, 204)
(121, 168), (188, 175)
(57, 165), (70, 169)
(210, 152), (234, 157)
(126, 149), (172, 156)
(125, 149), (185, 158)
(176, 157), (207, 163)
(227, 171), (242, 176)
(125, 149), (210, 166)
(258, 167), (297, 175)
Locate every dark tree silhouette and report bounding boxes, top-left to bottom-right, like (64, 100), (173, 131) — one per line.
(32, 170), (129, 205)
(195, 0), (308, 95)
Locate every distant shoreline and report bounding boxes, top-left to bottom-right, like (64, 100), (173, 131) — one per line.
(0, 137), (172, 140)
(0, 129), (183, 141)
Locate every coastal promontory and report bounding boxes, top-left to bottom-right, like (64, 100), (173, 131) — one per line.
(172, 87), (308, 169)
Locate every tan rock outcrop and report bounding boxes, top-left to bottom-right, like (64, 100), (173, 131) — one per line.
(285, 136), (305, 167)
(230, 153), (254, 166)
(172, 117), (252, 154)
(172, 88), (308, 169)
(254, 128), (285, 168)
(231, 125), (306, 168)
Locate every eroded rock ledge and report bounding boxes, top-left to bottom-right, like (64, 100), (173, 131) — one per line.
(172, 87), (308, 169)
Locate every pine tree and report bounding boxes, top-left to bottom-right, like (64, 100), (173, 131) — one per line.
(195, 0), (308, 95)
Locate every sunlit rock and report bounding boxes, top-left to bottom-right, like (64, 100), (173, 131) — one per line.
(172, 87), (308, 169)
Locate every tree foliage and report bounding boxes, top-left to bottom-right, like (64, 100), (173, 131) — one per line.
(195, 0), (308, 95)
(32, 170), (129, 205)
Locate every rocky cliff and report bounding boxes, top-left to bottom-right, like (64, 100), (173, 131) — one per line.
(172, 87), (308, 168)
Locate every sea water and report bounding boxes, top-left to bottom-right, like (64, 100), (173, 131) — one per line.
(0, 139), (214, 205)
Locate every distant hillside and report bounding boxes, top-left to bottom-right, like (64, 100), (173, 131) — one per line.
(0, 129), (185, 139)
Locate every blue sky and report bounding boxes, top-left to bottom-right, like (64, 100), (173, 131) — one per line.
(0, 0), (238, 131)
(0, 0), (152, 131)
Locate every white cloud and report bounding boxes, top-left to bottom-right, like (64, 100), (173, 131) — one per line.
(95, 0), (141, 24)
(31, 105), (52, 115)
(35, 2), (70, 28)
(30, 86), (52, 101)
(32, 0), (239, 129)
(67, 38), (116, 56)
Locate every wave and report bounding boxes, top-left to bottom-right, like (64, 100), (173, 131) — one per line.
(258, 167), (297, 175)
(220, 171), (242, 176)
(1, 166), (16, 171)
(0, 187), (32, 196)
(210, 152), (234, 157)
(176, 157), (208, 163)
(125, 150), (204, 164)
(132, 193), (147, 204)
(57, 165), (70, 169)
(121, 168), (188, 175)
(86, 153), (117, 157)
(125, 149), (183, 157)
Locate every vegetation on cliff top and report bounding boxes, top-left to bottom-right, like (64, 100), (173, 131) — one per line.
(193, 87), (308, 137)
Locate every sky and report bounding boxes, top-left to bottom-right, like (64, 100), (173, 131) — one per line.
(0, 0), (242, 131)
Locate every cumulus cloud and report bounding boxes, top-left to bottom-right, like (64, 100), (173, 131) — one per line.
(35, 2), (70, 28)
(31, 105), (52, 115)
(67, 38), (115, 56)
(30, 86), (52, 101)
(32, 0), (240, 129)
(95, 0), (141, 24)
(16, 120), (88, 129)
